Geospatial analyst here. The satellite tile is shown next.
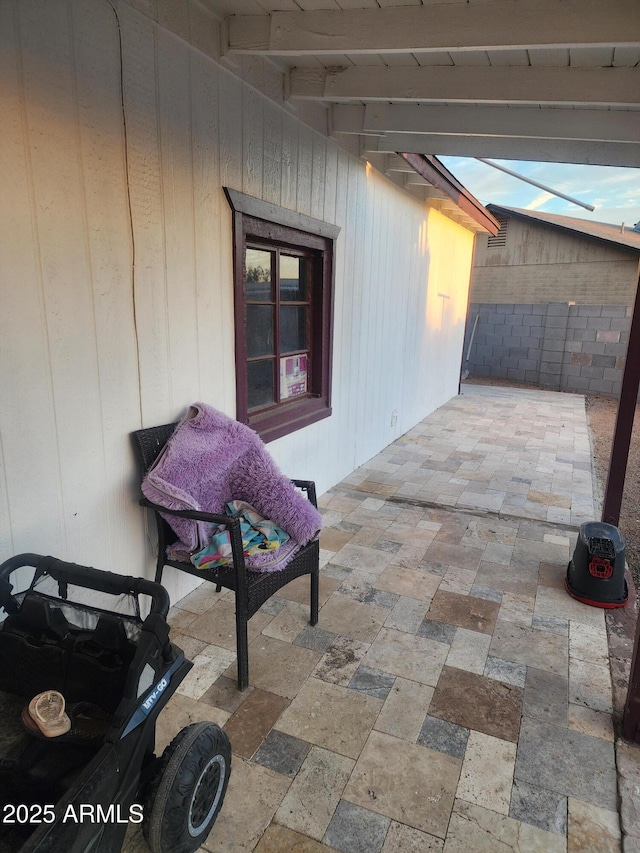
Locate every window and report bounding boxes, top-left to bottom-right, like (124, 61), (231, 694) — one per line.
(225, 189), (339, 442)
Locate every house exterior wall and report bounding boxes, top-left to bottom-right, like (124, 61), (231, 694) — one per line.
(472, 218), (639, 305)
(0, 0), (475, 603)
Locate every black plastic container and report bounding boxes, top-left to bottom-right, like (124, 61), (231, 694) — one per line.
(566, 521), (628, 608)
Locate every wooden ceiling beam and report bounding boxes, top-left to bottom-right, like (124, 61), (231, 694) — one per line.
(225, 2), (640, 55)
(361, 132), (640, 167)
(288, 65), (640, 108)
(384, 154), (421, 174)
(331, 103), (640, 145)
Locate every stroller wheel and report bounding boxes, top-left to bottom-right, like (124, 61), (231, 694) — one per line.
(143, 722), (231, 853)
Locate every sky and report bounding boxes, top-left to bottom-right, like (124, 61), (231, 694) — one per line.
(439, 156), (640, 230)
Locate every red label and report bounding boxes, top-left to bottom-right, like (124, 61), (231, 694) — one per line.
(589, 557), (613, 579)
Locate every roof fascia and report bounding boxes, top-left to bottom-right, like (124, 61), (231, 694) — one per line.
(400, 153), (500, 235)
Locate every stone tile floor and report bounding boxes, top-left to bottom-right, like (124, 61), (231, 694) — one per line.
(124, 384), (640, 853)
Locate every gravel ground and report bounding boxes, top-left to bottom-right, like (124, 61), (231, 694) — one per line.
(464, 377), (640, 592)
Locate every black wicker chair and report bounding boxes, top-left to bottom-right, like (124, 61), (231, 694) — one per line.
(132, 423), (319, 690)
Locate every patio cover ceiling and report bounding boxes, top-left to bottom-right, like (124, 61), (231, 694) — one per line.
(206, 0), (640, 173)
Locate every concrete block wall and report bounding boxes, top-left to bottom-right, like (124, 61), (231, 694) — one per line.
(463, 302), (631, 397)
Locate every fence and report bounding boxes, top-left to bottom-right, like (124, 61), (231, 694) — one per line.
(463, 302), (630, 397)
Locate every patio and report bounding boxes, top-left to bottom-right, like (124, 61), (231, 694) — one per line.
(126, 383), (635, 852)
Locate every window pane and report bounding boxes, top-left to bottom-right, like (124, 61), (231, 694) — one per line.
(280, 255), (308, 302)
(280, 305), (308, 353)
(247, 359), (275, 409)
(246, 305), (274, 357)
(246, 249), (273, 301)
(280, 354), (308, 400)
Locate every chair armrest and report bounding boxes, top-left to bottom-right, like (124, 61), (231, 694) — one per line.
(290, 479), (318, 508)
(139, 498), (234, 528)
(139, 498), (248, 586)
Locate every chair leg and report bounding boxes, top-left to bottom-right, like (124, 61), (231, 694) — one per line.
(310, 568), (319, 626)
(236, 609), (250, 691)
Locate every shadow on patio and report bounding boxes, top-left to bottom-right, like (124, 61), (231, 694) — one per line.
(126, 383), (635, 853)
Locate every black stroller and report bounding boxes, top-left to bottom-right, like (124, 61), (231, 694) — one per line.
(0, 554), (231, 853)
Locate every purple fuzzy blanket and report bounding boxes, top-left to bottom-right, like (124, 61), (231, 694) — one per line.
(141, 403), (322, 566)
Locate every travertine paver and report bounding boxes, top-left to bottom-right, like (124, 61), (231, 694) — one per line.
(223, 634), (322, 699)
(445, 800), (566, 852)
(222, 688), (289, 758)
(312, 636), (370, 686)
(523, 666), (569, 726)
(324, 801), (390, 853)
(254, 825), (335, 852)
(428, 589), (501, 634)
(343, 730), (461, 838)
(569, 657), (614, 713)
(567, 798), (622, 852)
(516, 718), (617, 810)
(364, 626), (450, 685)
(457, 730), (517, 814)
(510, 778), (567, 835)
(375, 563), (441, 600)
(124, 384), (626, 853)
(203, 758), (291, 852)
(312, 595), (388, 642)
(375, 677), (435, 742)
(446, 627), (492, 674)
(275, 678), (382, 759)
(252, 729), (311, 777)
(490, 620), (569, 676)
(274, 746), (354, 840)
(381, 822), (444, 852)
(418, 715), (470, 759)
(430, 665), (524, 742)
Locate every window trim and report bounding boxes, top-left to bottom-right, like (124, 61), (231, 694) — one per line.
(225, 188), (340, 443)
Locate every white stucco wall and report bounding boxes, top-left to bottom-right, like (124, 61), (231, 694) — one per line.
(0, 0), (475, 604)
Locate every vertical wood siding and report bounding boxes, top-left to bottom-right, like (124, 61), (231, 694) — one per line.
(0, 0), (474, 602)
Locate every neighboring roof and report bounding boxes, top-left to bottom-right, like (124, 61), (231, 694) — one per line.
(488, 204), (640, 255)
(401, 153), (501, 235)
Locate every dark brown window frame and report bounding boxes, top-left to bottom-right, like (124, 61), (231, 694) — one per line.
(225, 188), (340, 443)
